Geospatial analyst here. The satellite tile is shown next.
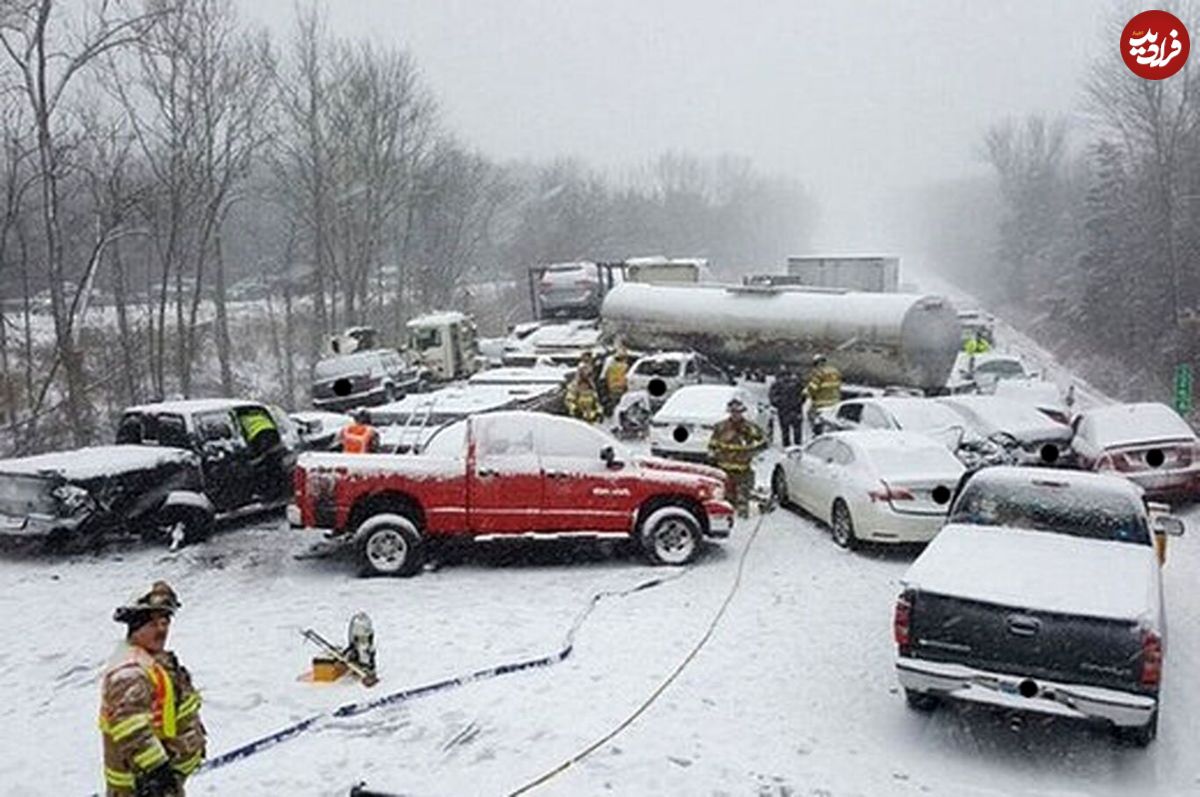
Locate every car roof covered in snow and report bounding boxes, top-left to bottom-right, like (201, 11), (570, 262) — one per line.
(370, 383), (557, 421)
(823, 429), (955, 453)
(655, 384), (748, 421)
(124, 398), (261, 416)
(468, 366), (572, 385)
(1081, 402), (1196, 448)
(0, 445), (196, 480)
(937, 395), (1065, 434)
(406, 311), (469, 327)
(963, 465), (1145, 501)
(634, 351), (695, 364)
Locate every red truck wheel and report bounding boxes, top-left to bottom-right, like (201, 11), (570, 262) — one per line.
(639, 505), (702, 566)
(355, 513), (424, 577)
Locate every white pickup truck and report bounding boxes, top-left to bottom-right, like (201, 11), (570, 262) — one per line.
(894, 467), (1184, 746)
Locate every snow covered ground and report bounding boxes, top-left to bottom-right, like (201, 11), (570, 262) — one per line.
(2, 498), (1198, 797)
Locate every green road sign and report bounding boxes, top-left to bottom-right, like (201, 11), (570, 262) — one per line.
(1176, 363), (1194, 415)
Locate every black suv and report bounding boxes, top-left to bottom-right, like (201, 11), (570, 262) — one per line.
(0, 445), (212, 549)
(311, 349), (423, 412)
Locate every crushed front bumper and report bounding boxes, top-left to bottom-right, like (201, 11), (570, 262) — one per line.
(896, 656), (1157, 728)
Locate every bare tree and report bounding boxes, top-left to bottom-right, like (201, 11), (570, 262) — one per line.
(0, 0), (163, 443)
(107, 0), (271, 396)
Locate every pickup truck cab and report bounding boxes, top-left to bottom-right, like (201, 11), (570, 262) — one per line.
(118, 399), (299, 515)
(894, 467), (1185, 745)
(293, 410), (734, 576)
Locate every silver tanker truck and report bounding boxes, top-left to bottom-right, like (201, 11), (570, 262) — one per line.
(600, 283), (961, 393)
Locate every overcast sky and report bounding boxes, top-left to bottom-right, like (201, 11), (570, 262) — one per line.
(241, 0), (1105, 252)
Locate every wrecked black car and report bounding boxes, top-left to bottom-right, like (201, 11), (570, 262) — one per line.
(0, 445), (213, 550)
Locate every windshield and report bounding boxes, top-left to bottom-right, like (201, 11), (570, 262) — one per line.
(885, 401), (971, 433)
(975, 359), (1026, 378)
(634, 359), (682, 377)
(949, 477), (1149, 545)
(409, 328), (442, 350)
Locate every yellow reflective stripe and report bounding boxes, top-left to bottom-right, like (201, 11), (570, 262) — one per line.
(177, 692), (201, 718)
(133, 743), (169, 771)
(104, 767), (135, 788)
(105, 712), (152, 742)
(171, 751), (204, 776)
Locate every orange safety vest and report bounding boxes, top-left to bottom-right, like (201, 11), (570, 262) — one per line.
(342, 423), (378, 454)
(99, 657), (177, 740)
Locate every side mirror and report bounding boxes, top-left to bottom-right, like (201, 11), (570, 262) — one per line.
(1154, 515), (1186, 537)
(600, 445), (622, 469)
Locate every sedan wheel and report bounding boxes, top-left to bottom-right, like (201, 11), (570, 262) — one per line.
(771, 466), (790, 510)
(830, 500), (858, 550)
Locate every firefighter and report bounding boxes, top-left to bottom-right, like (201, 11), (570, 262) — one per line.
(803, 354), (842, 440)
(99, 581), (206, 797)
(565, 354), (602, 423)
(963, 330), (991, 355)
(804, 354), (842, 409)
(602, 348), (631, 412)
(341, 409), (380, 453)
(708, 397), (767, 518)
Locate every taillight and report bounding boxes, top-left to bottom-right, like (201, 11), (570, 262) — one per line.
(870, 482), (915, 502)
(1096, 453), (1129, 472)
(1141, 630), (1162, 688)
(292, 465), (306, 498)
(893, 592), (913, 654)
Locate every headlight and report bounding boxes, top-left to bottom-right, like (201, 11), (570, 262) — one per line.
(52, 484), (93, 515)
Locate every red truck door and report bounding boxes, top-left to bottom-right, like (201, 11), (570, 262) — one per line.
(536, 416), (637, 532)
(468, 414), (544, 533)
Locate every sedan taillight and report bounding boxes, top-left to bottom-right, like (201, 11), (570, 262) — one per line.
(870, 482), (914, 502)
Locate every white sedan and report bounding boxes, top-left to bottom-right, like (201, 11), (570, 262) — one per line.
(771, 430), (965, 549)
(649, 384), (774, 463)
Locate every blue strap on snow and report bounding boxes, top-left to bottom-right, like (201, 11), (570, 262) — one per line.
(194, 571), (685, 778)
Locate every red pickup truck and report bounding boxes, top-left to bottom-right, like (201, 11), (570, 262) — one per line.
(291, 411), (735, 576)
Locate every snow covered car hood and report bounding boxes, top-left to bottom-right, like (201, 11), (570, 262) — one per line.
(635, 455), (727, 484)
(0, 445), (199, 481)
(901, 523), (1162, 624)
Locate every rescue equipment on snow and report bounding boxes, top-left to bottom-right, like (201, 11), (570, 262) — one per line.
(302, 626), (378, 687)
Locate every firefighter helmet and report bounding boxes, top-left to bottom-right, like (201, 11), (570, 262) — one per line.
(113, 581), (181, 624)
(726, 397), (747, 414)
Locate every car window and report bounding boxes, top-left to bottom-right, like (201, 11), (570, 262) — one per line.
(684, 359), (698, 376)
(836, 403), (862, 422)
(805, 438), (837, 460)
(411, 327), (442, 349)
(422, 420), (467, 457)
(156, 414), (190, 449)
(949, 477), (1150, 545)
(634, 359), (682, 377)
(196, 411), (237, 443)
(538, 416), (620, 459)
(116, 414), (144, 444)
(861, 404), (890, 429)
(474, 415), (535, 458)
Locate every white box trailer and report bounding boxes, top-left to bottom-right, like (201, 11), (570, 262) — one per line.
(786, 254), (900, 293)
